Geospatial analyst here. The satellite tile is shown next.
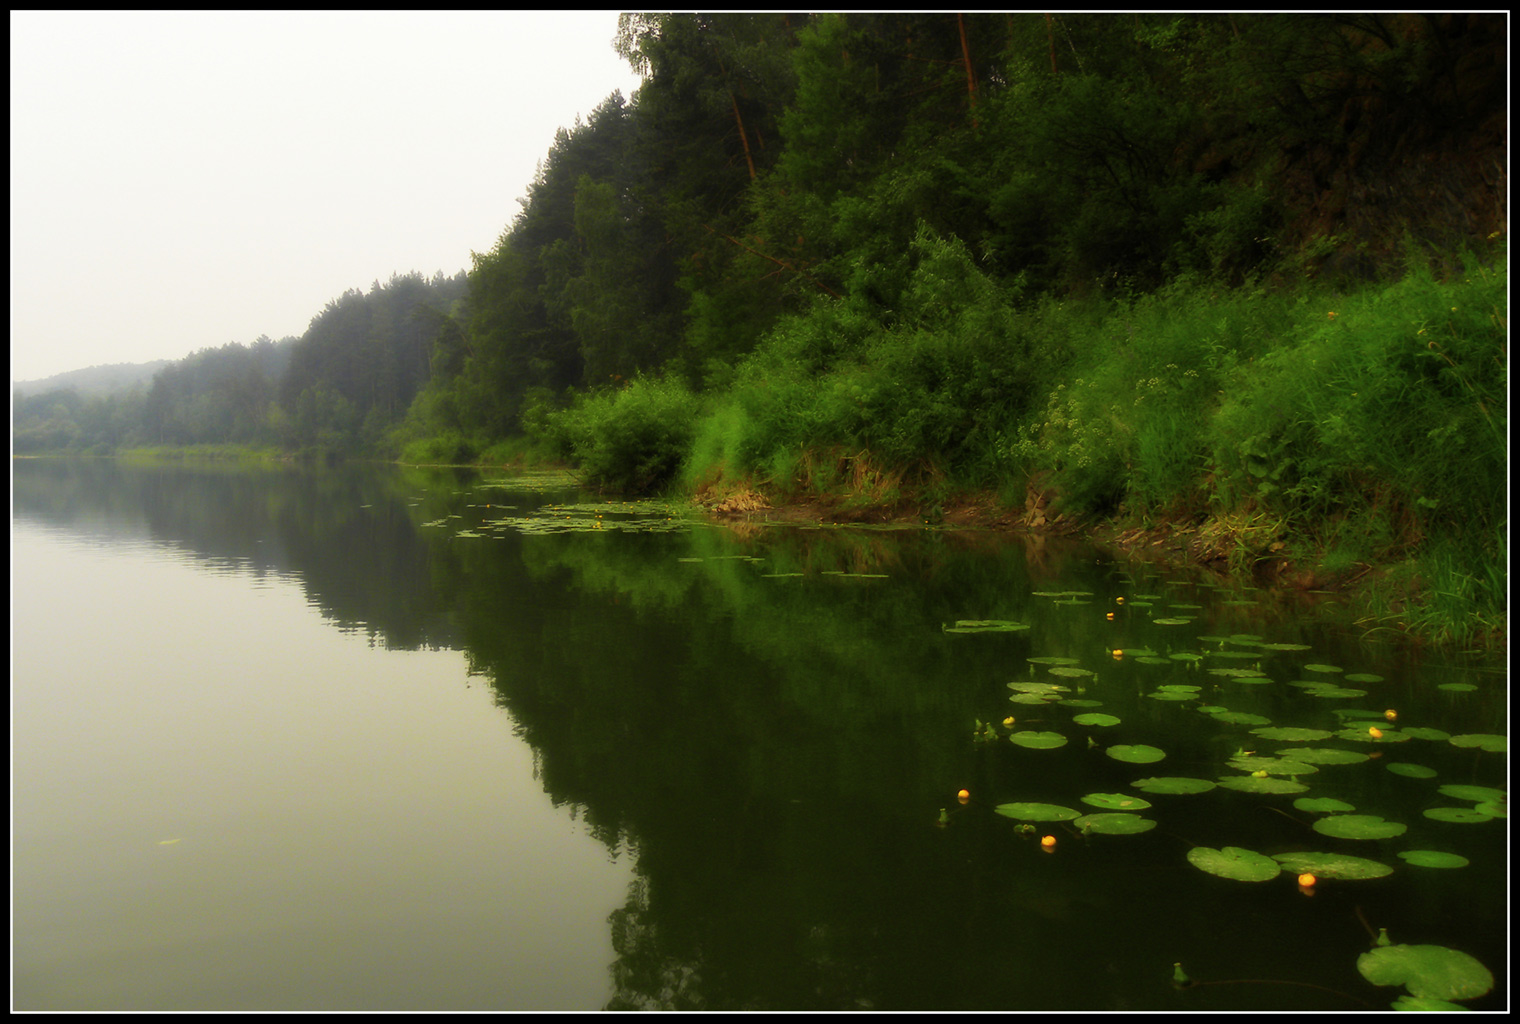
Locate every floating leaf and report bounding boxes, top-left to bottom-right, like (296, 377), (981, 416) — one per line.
(1106, 744), (1166, 764)
(1131, 776), (1215, 795)
(1157, 684), (1202, 692)
(1474, 801), (1506, 818)
(1294, 797), (1356, 814)
(1047, 666), (1095, 678)
(1400, 727), (1452, 741)
(1344, 673), (1385, 683)
(1010, 693), (1059, 705)
(1437, 682), (1478, 692)
(1307, 687), (1369, 699)
(1027, 656), (1081, 665)
(993, 802), (1082, 822)
(1152, 617), (1194, 625)
(1008, 681), (1069, 694)
(1081, 792), (1152, 810)
(1148, 690), (1197, 702)
(1228, 756), (1318, 776)
(1312, 814), (1407, 839)
(1389, 995), (1471, 1010)
(1289, 747), (1371, 765)
(1304, 663), (1343, 673)
(1258, 642), (1313, 651)
(1421, 807), (1493, 823)
(1010, 730), (1068, 749)
(1215, 775), (1308, 794)
(1271, 851), (1393, 880)
(1385, 763), (1438, 779)
(1206, 711), (1272, 726)
(1058, 698), (1104, 708)
(1169, 653), (1203, 662)
(1397, 850), (1470, 869)
(1337, 727), (1411, 744)
(1253, 727), (1334, 742)
(1447, 734), (1506, 753)
(1357, 944), (1494, 1001)
(1072, 713), (1121, 727)
(1075, 812), (1156, 834)
(1187, 846), (1280, 881)
(945, 619), (1030, 633)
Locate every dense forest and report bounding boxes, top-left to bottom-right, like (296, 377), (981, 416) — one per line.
(13, 13), (1507, 640)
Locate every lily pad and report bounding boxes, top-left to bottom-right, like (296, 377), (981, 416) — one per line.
(1152, 617), (1194, 625)
(1447, 734), (1506, 753)
(1312, 814), (1407, 840)
(1081, 792), (1152, 810)
(1385, 763), (1438, 779)
(1389, 995), (1472, 1010)
(1027, 656), (1081, 665)
(1397, 850), (1470, 869)
(1008, 681), (1070, 695)
(1228, 756), (1318, 775)
(993, 802), (1082, 822)
(1206, 711), (1273, 726)
(1074, 812), (1156, 834)
(1437, 682), (1478, 692)
(1473, 801), (1506, 818)
(1215, 774), (1309, 794)
(1421, 807), (1493, 823)
(1131, 776), (1216, 795)
(1337, 727), (1411, 744)
(1072, 713), (1121, 727)
(1187, 845), (1280, 881)
(1258, 642), (1313, 651)
(1289, 747), (1371, 765)
(1010, 730), (1068, 749)
(1047, 666), (1095, 678)
(1400, 727), (1452, 741)
(946, 619), (1030, 633)
(1357, 944), (1494, 1001)
(1303, 663), (1343, 673)
(1252, 727), (1334, 742)
(1270, 851), (1394, 879)
(1343, 673), (1385, 683)
(1148, 690), (1198, 702)
(1057, 698), (1104, 708)
(1106, 744), (1166, 764)
(1294, 797), (1356, 813)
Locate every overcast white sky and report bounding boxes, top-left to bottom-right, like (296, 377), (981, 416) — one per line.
(9, 10), (644, 384)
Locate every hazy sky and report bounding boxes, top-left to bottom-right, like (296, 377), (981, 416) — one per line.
(9, 10), (644, 383)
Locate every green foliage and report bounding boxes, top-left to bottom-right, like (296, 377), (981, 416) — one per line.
(538, 376), (702, 495)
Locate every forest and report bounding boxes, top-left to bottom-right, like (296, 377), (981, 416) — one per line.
(12, 13), (1507, 641)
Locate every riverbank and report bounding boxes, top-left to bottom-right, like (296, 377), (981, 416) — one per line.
(688, 478), (1506, 653)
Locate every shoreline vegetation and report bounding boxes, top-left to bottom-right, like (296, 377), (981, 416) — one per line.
(13, 15), (1505, 649)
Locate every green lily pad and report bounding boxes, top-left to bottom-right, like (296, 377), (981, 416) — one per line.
(1187, 846), (1280, 881)
(1473, 801), (1506, 818)
(1009, 730), (1068, 749)
(993, 802), (1082, 822)
(1357, 944), (1494, 1001)
(1252, 727), (1334, 742)
(1010, 693), (1059, 705)
(1447, 734), (1506, 753)
(1294, 797), (1356, 813)
(1075, 812), (1156, 834)
(946, 619), (1030, 633)
(1397, 850), (1470, 869)
(1047, 666), (1095, 678)
(1148, 690), (1198, 701)
(1289, 747), (1371, 765)
(1437, 682), (1478, 692)
(1027, 656), (1081, 665)
(1258, 642), (1313, 651)
(1343, 673), (1385, 683)
(1337, 727), (1411, 744)
(1215, 775), (1309, 794)
(1009, 681), (1070, 695)
(1207, 711), (1273, 726)
(1270, 851), (1394, 879)
(1106, 744), (1166, 764)
(1304, 663), (1343, 673)
(1157, 683), (1202, 692)
(1168, 653), (1203, 662)
(1312, 814), (1407, 839)
(1308, 687), (1370, 699)
(1152, 617), (1194, 625)
(1228, 756), (1318, 775)
(1135, 656), (1171, 665)
(1081, 792), (1152, 810)
(1131, 776), (1216, 795)
(1400, 727), (1452, 741)
(1385, 763), (1438, 779)
(1072, 713), (1121, 727)
(1389, 995), (1472, 1010)
(1421, 807), (1494, 823)
(1057, 698), (1104, 708)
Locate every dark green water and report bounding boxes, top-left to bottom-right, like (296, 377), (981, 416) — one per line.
(11, 459), (1508, 1011)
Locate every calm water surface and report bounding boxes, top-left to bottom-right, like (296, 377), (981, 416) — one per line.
(11, 459), (1508, 1010)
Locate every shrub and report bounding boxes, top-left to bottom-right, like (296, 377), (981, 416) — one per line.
(545, 376), (702, 495)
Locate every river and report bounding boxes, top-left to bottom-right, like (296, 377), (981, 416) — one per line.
(10, 458), (1508, 1010)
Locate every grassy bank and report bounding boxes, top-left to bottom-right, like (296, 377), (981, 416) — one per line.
(533, 245), (1507, 648)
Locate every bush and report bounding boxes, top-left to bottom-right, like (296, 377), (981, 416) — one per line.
(543, 376), (702, 495)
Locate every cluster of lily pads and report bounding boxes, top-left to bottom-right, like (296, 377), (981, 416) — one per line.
(421, 496), (697, 537)
(952, 587), (1505, 1009)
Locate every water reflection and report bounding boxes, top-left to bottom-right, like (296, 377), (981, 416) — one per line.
(12, 459), (1508, 1011)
